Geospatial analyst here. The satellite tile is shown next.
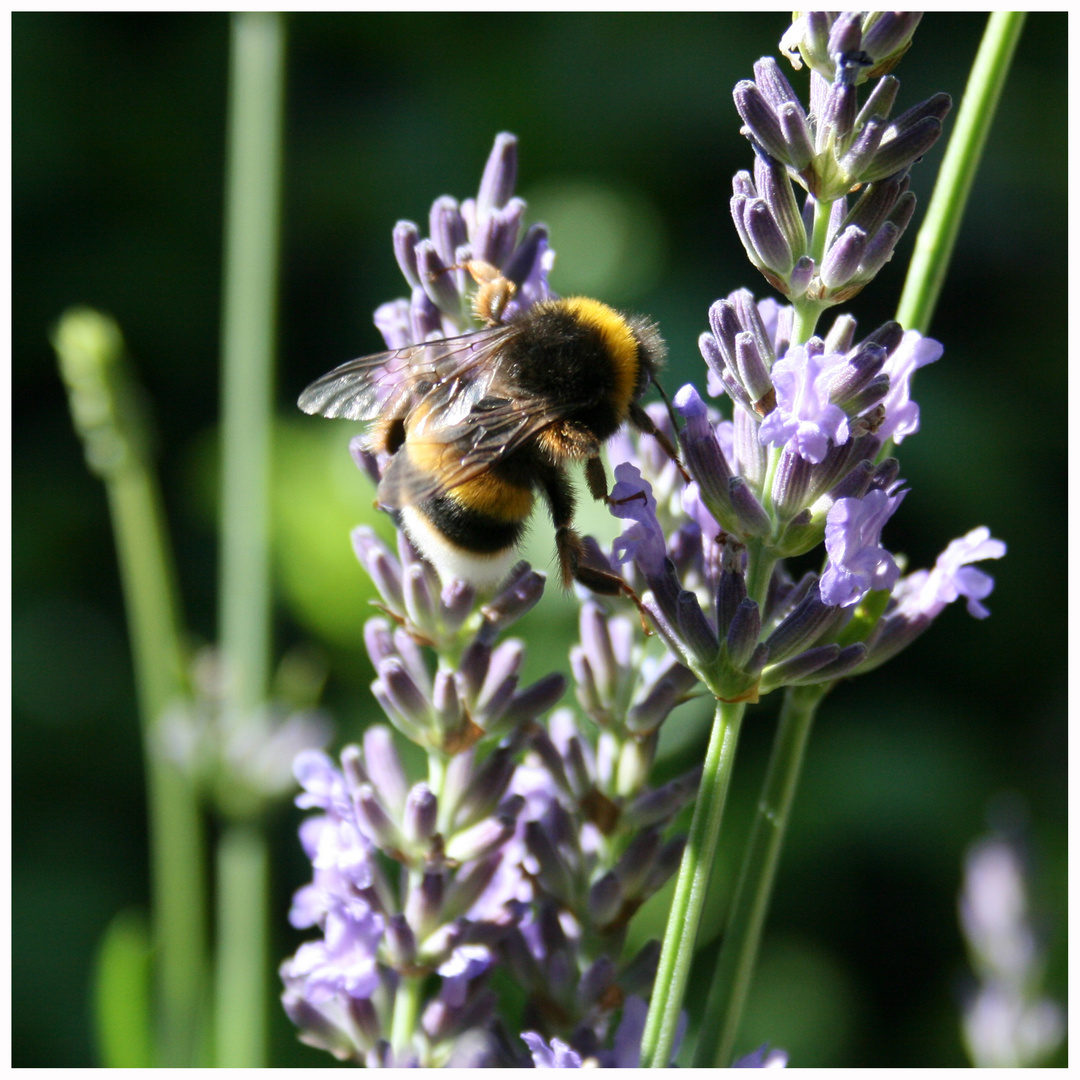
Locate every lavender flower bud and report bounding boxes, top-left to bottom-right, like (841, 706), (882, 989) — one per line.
(449, 746), (512, 830)
(403, 783), (438, 845)
(457, 639), (491, 701)
(525, 820), (573, 904)
(865, 115), (943, 183)
(840, 115), (885, 178)
(643, 837), (687, 897)
(729, 476), (772, 537)
(353, 528), (405, 613)
(393, 220), (421, 289)
(760, 644), (841, 692)
(432, 668), (463, 733)
(355, 784), (405, 857)
(829, 341), (888, 406)
(726, 597), (763, 669)
(733, 80), (790, 165)
(677, 590), (720, 667)
(734, 409), (767, 486)
(855, 75), (900, 131)
(735, 331), (775, 405)
(480, 562), (545, 631)
(476, 131), (517, 218)
(765, 582), (842, 664)
(745, 197), (794, 275)
(795, 642), (867, 684)
(776, 102), (815, 172)
(499, 673), (566, 731)
(442, 854), (504, 922)
(374, 658), (429, 741)
(770, 446), (813, 522)
(414, 239), (460, 315)
(502, 222), (548, 287)
(588, 871), (623, 927)
(821, 225), (867, 289)
(577, 956), (618, 1011)
(789, 255), (814, 297)
(622, 766), (703, 830)
(859, 221), (902, 279)
(626, 676), (680, 736)
(445, 810), (516, 865)
(406, 871), (444, 940)
(429, 195), (467, 267)
(363, 724), (409, 816)
(385, 912), (418, 968)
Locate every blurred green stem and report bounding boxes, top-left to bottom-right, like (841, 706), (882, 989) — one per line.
(214, 824), (270, 1067)
(895, 12), (1026, 335)
(53, 309), (208, 1066)
(214, 11), (285, 1068)
(694, 683), (827, 1066)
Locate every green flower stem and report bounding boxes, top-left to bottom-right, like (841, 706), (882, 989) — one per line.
(895, 12), (1026, 336)
(213, 12), (285, 1069)
(214, 823), (269, 1067)
(640, 698), (746, 1067)
(392, 974), (424, 1058)
(693, 682), (827, 1066)
(52, 309), (209, 1066)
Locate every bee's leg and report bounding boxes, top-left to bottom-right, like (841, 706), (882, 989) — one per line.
(538, 462), (651, 631)
(430, 259), (516, 326)
(628, 401), (692, 484)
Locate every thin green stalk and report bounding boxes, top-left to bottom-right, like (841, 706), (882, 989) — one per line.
(640, 698), (746, 1067)
(693, 683), (826, 1066)
(392, 975), (424, 1057)
(214, 824), (269, 1067)
(214, 11), (285, 1069)
(896, 12), (1026, 336)
(218, 10), (284, 715)
(53, 309), (208, 1066)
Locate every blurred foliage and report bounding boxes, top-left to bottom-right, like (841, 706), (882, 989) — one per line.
(13, 12), (1066, 1067)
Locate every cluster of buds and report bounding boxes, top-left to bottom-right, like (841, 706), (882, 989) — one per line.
(733, 12), (948, 303)
(379, 131), (553, 347)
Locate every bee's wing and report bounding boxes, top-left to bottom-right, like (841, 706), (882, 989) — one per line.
(296, 326), (511, 421)
(376, 394), (570, 509)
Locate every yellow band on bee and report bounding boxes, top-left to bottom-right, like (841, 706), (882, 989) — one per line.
(448, 472), (534, 521)
(560, 297), (639, 420)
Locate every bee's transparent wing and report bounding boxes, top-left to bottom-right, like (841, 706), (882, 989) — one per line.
(376, 395), (571, 509)
(296, 325), (512, 421)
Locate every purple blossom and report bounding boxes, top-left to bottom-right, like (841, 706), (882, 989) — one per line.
(894, 526), (1006, 620)
(522, 1031), (584, 1068)
(733, 1043), (789, 1067)
(281, 905), (384, 1004)
(877, 330), (943, 444)
(610, 463), (668, 579)
(759, 344), (851, 463)
(820, 486), (906, 607)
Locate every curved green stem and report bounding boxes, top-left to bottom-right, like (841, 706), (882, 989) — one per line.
(53, 309), (208, 1066)
(895, 12), (1026, 336)
(694, 683), (826, 1066)
(640, 698), (746, 1067)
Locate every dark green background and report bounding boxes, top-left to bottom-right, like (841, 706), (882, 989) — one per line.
(13, 13), (1066, 1067)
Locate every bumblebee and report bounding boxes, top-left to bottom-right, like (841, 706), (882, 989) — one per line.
(298, 262), (683, 595)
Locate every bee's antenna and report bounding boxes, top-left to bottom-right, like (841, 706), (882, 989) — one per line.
(650, 372), (683, 437)
(636, 376), (692, 485)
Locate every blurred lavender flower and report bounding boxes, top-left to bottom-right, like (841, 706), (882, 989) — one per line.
(959, 822), (1064, 1068)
